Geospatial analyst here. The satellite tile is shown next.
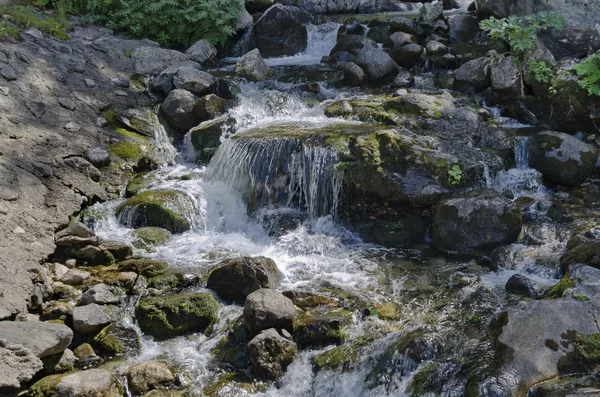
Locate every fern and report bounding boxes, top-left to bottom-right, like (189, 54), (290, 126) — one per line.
(530, 61), (554, 84)
(574, 53), (600, 96)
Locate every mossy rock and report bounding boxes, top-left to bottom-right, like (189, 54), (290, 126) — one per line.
(93, 323), (140, 356)
(108, 141), (143, 161)
(116, 189), (195, 233)
(203, 372), (256, 397)
(74, 343), (96, 359)
(557, 332), (600, 375)
(118, 258), (170, 277)
(136, 292), (219, 340)
(560, 241), (600, 270)
(293, 311), (351, 348)
(125, 173), (154, 198)
(148, 271), (200, 291)
(313, 344), (359, 371)
(547, 276), (576, 299)
(407, 361), (441, 397)
(133, 227), (172, 251)
(29, 373), (69, 397)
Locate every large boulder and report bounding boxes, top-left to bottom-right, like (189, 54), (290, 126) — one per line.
(246, 328), (297, 381)
(132, 47), (188, 75)
(72, 303), (116, 334)
(449, 15), (480, 43)
(185, 39), (217, 65)
(432, 190), (522, 254)
(207, 257), (281, 302)
(527, 131), (599, 187)
(127, 361), (175, 395)
(55, 369), (117, 397)
(150, 62), (202, 95)
(453, 57), (491, 92)
(160, 89), (198, 132)
(136, 292), (219, 340)
(389, 43), (424, 69)
(354, 46), (399, 84)
(234, 49), (272, 81)
(116, 189), (196, 233)
(342, 62), (366, 86)
(0, 321), (73, 358)
(0, 343), (43, 388)
(491, 56), (524, 100)
(249, 4), (312, 57)
(244, 289), (297, 334)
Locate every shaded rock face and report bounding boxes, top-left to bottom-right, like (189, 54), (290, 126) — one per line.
(527, 131), (599, 187)
(249, 4), (312, 57)
(185, 39), (217, 65)
(278, 0), (417, 14)
(244, 289), (297, 334)
(0, 320), (73, 358)
(490, 57), (523, 100)
(247, 328), (297, 381)
(453, 57), (491, 93)
(207, 256), (281, 302)
(432, 190), (522, 255)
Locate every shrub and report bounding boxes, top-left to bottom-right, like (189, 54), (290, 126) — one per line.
(86, 0), (243, 48)
(574, 53), (600, 96)
(1, 4), (69, 39)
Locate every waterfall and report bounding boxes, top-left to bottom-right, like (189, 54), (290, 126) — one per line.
(204, 136), (342, 221)
(514, 136), (530, 170)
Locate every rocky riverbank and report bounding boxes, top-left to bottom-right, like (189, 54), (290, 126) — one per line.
(1, 0), (600, 396)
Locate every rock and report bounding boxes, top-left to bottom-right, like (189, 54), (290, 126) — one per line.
(247, 0), (274, 12)
(449, 15), (480, 43)
(475, 0), (510, 19)
(160, 89), (198, 131)
(188, 115), (235, 162)
(86, 148), (110, 168)
(94, 323), (139, 356)
(53, 263), (70, 279)
(194, 94), (229, 121)
(384, 91), (456, 119)
(389, 43), (424, 69)
(133, 227), (172, 250)
(392, 68), (415, 88)
(560, 241), (600, 270)
(207, 256), (281, 302)
(523, 40), (555, 86)
(116, 189), (195, 233)
(25, 100), (46, 118)
(185, 39), (217, 65)
(1, 65), (17, 81)
(387, 31), (416, 48)
(127, 361), (174, 395)
(64, 157), (101, 182)
(55, 369), (115, 397)
(354, 46), (398, 84)
(432, 190), (522, 255)
(84, 78), (96, 88)
(150, 62), (201, 94)
(118, 258), (169, 277)
(118, 108), (159, 137)
(491, 57), (523, 100)
(132, 46), (188, 75)
(453, 57), (491, 92)
(426, 40), (448, 56)
(70, 245), (115, 266)
(293, 314), (349, 348)
(72, 303), (116, 334)
(244, 289), (296, 334)
(0, 343), (44, 388)
(41, 301), (72, 321)
(528, 131), (599, 187)
(101, 240), (133, 261)
(505, 274), (544, 298)
(366, 25), (391, 44)
(249, 4), (312, 57)
(73, 343), (96, 359)
(61, 269), (91, 286)
(389, 16), (421, 35)
(56, 222), (94, 239)
(172, 67), (217, 97)
(342, 62), (366, 86)
(329, 35), (377, 60)
(78, 284), (120, 306)
(246, 328), (297, 381)
(236, 2), (254, 31)
(234, 49), (272, 82)
(419, 2), (444, 24)
(58, 98), (76, 111)
(136, 292), (219, 340)
(0, 320), (73, 358)
(259, 208), (305, 237)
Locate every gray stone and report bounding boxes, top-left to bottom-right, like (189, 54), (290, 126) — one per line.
(389, 16), (420, 35)
(389, 43), (424, 69)
(244, 289), (297, 334)
(387, 31), (416, 48)
(111, 77), (130, 87)
(0, 86), (9, 96)
(78, 284), (120, 306)
(25, 100), (46, 118)
(0, 320), (73, 358)
(61, 269), (91, 286)
(161, 89), (198, 131)
(475, 0), (511, 18)
(150, 62), (202, 94)
(127, 361), (175, 395)
(132, 46), (188, 75)
(247, 328), (297, 381)
(22, 28), (43, 40)
(58, 98), (76, 111)
(64, 122), (81, 132)
(0, 186), (19, 201)
(453, 57), (491, 92)
(185, 39), (217, 65)
(53, 263), (69, 279)
(392, 68), (415, 88)
(56, 222), (94, 239)
(84, 78), (96, 88)
(86, 147), (110, 168)
(193, 94), (229, 121)
(355, 46), (398, 84)
(31, 161), (53, 178)
(235, 49), (272, 82)
(55, 369), (114, 397)
(419, 2), (443, 24)
(64, 156), (101, 182)
(505, 274), (545, 298)
(1, 65), (17, 81)
(173, 67), (217, 96)
(426, 40), (448, 56)
(449, 15), (480, 43)
(72, 303), (116, 333)
(342, 62), (366, 86)
(0, 342), (43, 388)
(491, 57), (523, 99)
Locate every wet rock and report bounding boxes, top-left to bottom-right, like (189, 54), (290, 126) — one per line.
(475, 0), (510, 19)
(173, 67), (217, 97)
(132, 46), (188, 75)
(249, 4), (312, 57)
(561, 241), (600, 270)
(73, 343), (96, 359)
(101, 240), (133, 261)
(453, 57), (491, 92)
(247, 328), (297, 381)
(425, 40), (448, 56)
(188, 115), (235, 163)
(207, 256), (281, 302)
(133, 227), (172, 250)
(127, 361), (175, 395)
(94, 323), (139, 356)
(354, 46), (398, 84)
(234, 49), (272, 82)
(244, 289), (297, 334)
(247, 0), (274, 12)
(118, 258), (169, 277)
(293, 313), (349, 348)
(116, 189), (196, 233)
(185, 39), (217, 65)
(78, 284), (120, 306)
(150, 62), (202, 94)
(64, 157), (101, 182)
(85, 148), (110, 168)
(432, 190), (522, 255)
(491, 57), (523, 100)
(61, 269), (91, 286)
(389, 43), (424, 69)
(329, 35), (376, 60)
(55, 369), (116, 397)
(118, 108), (160, 137)
(528, 131), (599, 187)
(70, 245), (115, 266)
(136, 292), (219, 340)
(387, 31), (416, 48)
(259, 208), (305, 237)
(0, 320), (73, 358)
(449, 15), (480, 43)
(384, 91), (455, 119)
(390, 16), (421, 35)
(72, 303), (116, 334)
(340, 62), (364, 86)
(505, 274), (544, 298)
(0, 343), (43, 388)
(419, 2), (444, 24)
(194, 94), (229, 121)
(366, 25), (391, 44)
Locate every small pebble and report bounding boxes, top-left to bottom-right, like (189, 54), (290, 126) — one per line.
(64, 122), (81, 132)
(65, 259), (76, 268)
(13, 226), (25, 234)
(0, 86), (9, 96)
(84, 78), (96, 88)
(95, 117), (108, 127)
(59, 98), (76, 111)
(114, 90), (127, 97)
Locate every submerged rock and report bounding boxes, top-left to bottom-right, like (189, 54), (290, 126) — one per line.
(528, 131), (599, 187)
(136, 292), (219, 340)
(133, 227), (172, 250)
(246, 328), (297, 381)
(432, 190), (522, 255)
(116, 189), (195, 233)
(244, 289), (296, 334)
(207, 256), (281, 302)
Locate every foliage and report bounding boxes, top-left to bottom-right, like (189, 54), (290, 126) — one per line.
(1, 4), (69, 39)
(574, 53), (600, 96)
(85, 0), (242, 48)
(530, 61), (554, 84)
(0, 20), (20, 39)
(448, 164), (463, 185)
(480, 12), (564, 58)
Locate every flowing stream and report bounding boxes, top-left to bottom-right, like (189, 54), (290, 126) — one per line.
(83, 22), (569, 397)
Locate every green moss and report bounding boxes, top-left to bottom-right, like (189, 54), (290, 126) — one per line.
(73, 343), (95, 358)
(125, 173), (151, 197)
(133, 227), (172, 251)
(313, 344), (359, 371)
(29, 373), (69, 397)
(1, 5), (69, 40)
(118, 257), (170, 277)
(0, 20), (20, 38)
(372, 302), (399, 320)
(108, 141), (143, 161)
(408, 362), (440, 397)
(548, 276), (575, 298)
(93, 324), (124, 355)
(148, 272), (184, 290)
(203, 373), (255, 396)
(557, 333), (600, 374)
